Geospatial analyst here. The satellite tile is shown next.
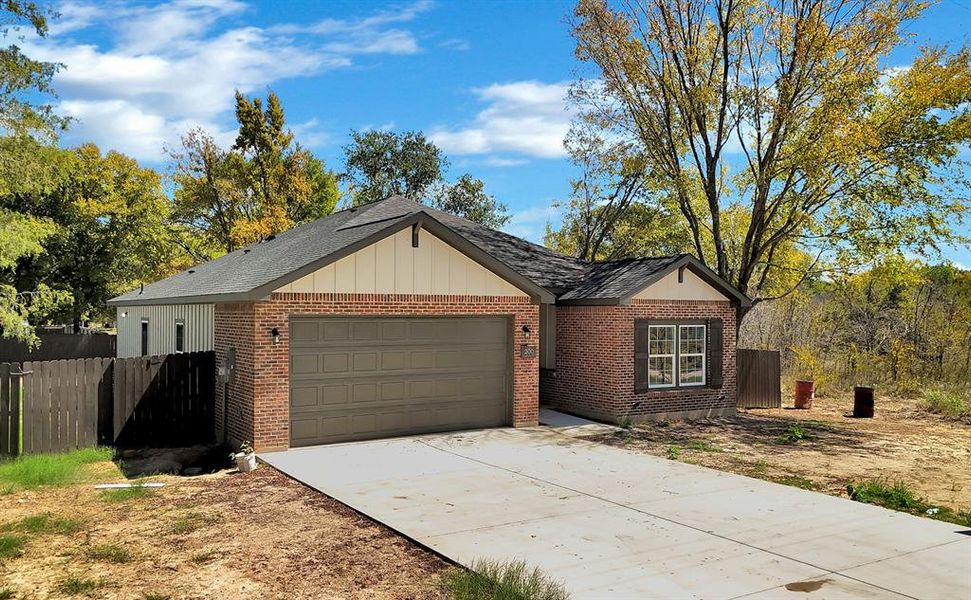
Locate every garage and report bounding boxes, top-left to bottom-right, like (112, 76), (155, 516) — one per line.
(289, 316), (512, 446)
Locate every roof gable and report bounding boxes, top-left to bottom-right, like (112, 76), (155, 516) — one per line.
(108, 195), (748, 308)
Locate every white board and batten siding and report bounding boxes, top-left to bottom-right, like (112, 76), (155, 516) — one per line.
(274, 228), (529, 297)
(116, 304), (214, 358)
(633, 268), (729, 302)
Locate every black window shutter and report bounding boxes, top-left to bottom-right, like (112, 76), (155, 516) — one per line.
(708, 318), (723, 388)
(634, 320), (649, 392)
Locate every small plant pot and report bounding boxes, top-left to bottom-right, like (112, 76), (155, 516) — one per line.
(794, 380), (815, 409)
(235, 452), (257, 473)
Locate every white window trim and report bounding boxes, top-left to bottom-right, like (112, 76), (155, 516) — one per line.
(678, 324), (706, 387)
(140, 318), (150, 356)
(175, 320), (185, 353)
(648, 324), (677, 389)
(646, 322), (707, 389)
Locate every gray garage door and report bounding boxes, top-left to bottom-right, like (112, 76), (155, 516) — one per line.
(289, 316), (511, 446)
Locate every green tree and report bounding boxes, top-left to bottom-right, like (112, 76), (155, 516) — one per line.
(0, 138), (185, 329)
(171, 91), (340, 255)
(432, 174), (511, 228)
(0, 0), (68, 138)
(343, 130), (445, 206)
(342, 130), (512, 227)
(545, 125), (692, 260)
(0, 3), (73, 344)
(569, 0), (971, 319)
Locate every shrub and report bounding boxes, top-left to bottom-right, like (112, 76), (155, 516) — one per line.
(919, 390), (971, 420)
(665, 445), (681, 460)
(778, 425), (810, 445)
(440, 559), (569, 600)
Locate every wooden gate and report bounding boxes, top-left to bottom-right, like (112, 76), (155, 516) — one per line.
(737, 349), (782, 408)
(112, 352), (215, 448)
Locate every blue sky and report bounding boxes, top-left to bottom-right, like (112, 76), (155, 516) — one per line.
(20, 0), (971, 265)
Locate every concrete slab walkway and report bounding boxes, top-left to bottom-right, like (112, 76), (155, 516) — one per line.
(261, 420), (970, 599)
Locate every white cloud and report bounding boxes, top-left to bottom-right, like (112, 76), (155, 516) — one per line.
(431, 81), (573, 159)
(481, 156), (528, 167)
(438, 38), (470, 51)
(502, 202), (563, 243)
(16, 0), (434, 161)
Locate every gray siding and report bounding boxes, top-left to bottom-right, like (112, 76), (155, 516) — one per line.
(116, 304), (214, 358)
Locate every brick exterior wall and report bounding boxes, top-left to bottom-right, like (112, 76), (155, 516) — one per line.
(545, 299), (737, 423)
(216, 293), (539, 451)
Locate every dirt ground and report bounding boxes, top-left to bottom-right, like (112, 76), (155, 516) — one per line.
(0, 464), (448, 599)
(588, 392), (971, 511)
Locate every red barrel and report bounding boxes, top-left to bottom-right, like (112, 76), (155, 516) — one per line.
(854, 386), (875, 418)
(794, 380), (815, 409)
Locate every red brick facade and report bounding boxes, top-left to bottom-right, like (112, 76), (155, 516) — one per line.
(216, 293), (539, 451)
(544, 299), (737, 423)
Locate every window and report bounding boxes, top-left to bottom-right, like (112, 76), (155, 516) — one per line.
(175, 320), (185, 353)
(636, 320), (710, 391)
(678, 325), (706, 386)
(648, 325), (676, 388)
(140, 319), (149, 356)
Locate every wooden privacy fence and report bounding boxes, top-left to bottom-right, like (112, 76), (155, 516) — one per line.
(0, 351), (215, 456)
(0, 333), (116, 363)
(737, 349), (782, 408)
(21, 358), (113, 454)
(113, 352), (215, 448)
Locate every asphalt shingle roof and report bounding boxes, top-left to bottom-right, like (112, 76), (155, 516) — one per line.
(109, 195), (719, 306)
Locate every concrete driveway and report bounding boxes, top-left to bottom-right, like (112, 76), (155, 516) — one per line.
(261, 413), (970, 599)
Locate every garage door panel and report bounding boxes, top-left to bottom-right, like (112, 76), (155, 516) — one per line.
(291, 355), (318, 374)
(291, 387), (318, 409)
(290, 316), (510, 446)
(322, 353), (349, 373)
(352, 352), (378, 371)
(291, 320), (320, 342)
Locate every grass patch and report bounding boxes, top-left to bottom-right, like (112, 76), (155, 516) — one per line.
(778, 424), (811, 445)
(55, 576), (103, 596)
(919, 390), (971, 420)
(85, 543), (133, 563)
(100, 485), (155, 503)
(776, 475), (818, 490)
(847, 479), (971, 527)
(168, 511), (220, 535)
(0, 535), (26, 559)
(685, 439), (721, 452)
(439, 559), (569, 600)
(144, 594), (170, 600)
(190, 550), (221, 564)
(752, 459), (769, 475)
(0, 588), (14, 600)
(0, 447), (113, 492)
(665, 445), (681, 460)
(2, 513), (85, 536)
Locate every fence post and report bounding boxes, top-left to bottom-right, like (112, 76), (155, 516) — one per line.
(0, 362), (23, 457)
